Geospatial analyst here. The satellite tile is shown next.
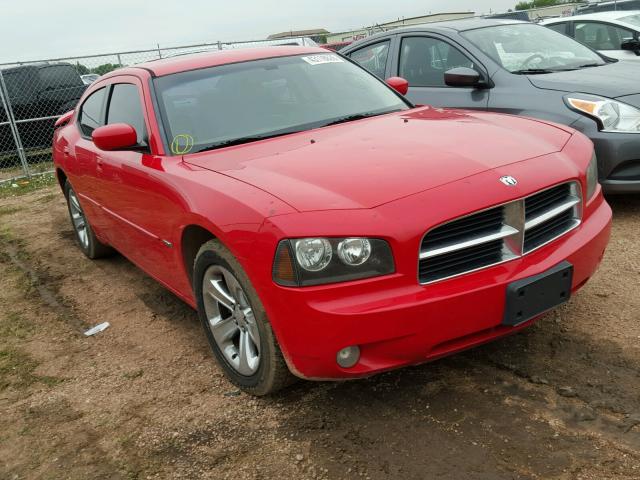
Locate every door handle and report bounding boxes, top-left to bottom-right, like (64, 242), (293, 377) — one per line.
(96, 155), (104, 172)
(62, 146), (70, 156)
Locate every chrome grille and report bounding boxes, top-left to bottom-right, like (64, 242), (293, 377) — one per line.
(419, 182), (582, 284)
(523, 183), (581, 253)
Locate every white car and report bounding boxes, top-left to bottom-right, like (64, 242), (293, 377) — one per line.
(542, 11), (640, 61)
(81, 73), (100, 85)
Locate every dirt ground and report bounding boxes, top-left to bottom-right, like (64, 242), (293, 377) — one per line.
(0, 184), (638, 480)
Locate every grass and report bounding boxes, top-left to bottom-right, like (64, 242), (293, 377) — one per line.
(0, 312), (34, 340)
(0, 173), (57, 199)
(0, 205), (21, 216)
(123, 369), (145, 380)
(0, 310), (62, 392)
(0, 347), (61, 391)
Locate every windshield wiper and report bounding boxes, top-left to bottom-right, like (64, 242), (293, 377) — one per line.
(512, 68), (555, 75)
(195, 131), (298, 153)
(321, 110), (401, 127)
(575, 63), (603, 69)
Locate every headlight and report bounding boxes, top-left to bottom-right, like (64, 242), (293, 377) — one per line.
(337, 238), (371, 266)
(294, 238), (332, 271)
(273, 237), (394, 286)
(565, 94), (640, 133)
(586, 151), (599, 200)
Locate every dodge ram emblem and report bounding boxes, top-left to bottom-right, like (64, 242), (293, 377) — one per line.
(500, 176), (518, 186)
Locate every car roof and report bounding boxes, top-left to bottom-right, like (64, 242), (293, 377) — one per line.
(131, 46), (328, 77)
(542, 10), (640, 26)
(1, 62), (73, 73)
(346, 17), (527, 46)
(417, 17), (526, 31)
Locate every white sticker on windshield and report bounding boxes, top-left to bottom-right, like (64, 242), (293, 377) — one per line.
(301, 54), (344, 65)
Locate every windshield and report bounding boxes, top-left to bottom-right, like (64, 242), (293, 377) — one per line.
(621, 14), (640, 28)
(154, 53), (409, 153)
(462, 23), (606, 73)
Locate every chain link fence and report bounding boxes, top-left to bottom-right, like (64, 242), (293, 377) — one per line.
(0, 37), (316, 184)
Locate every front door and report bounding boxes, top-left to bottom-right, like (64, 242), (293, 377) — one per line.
(395, 35), (490, 110)
(95, 78), (181, 281)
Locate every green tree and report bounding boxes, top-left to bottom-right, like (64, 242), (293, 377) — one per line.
(75, 62), (90, 75)
(515, 0), (566, 10)
(91, 63), (122, 76)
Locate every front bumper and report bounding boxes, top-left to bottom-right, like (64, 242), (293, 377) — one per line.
(571, 117), (640, 194)
(267, 195), (610, 379)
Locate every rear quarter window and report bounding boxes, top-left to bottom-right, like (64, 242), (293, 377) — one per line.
(78, 87), (106, 137)
(546, 23), (568, 35)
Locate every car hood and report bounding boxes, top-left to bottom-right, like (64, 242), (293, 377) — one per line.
(185, 107), (573, 212)
(527, 62), (640, 99)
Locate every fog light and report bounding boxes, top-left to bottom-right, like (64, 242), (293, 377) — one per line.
(336, 345), (360, 368)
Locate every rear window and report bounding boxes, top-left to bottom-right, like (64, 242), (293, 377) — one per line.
(38, 65), (83, 89)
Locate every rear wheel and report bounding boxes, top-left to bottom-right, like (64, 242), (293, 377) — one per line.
(64, 181), (112, 259)
(194, 239), (294, 395)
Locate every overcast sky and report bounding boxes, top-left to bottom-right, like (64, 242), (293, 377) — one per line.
(2, 0), (517, 63)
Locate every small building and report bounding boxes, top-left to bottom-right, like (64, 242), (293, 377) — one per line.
(488, 2), (584, 21)
(325, 12), (475, 43)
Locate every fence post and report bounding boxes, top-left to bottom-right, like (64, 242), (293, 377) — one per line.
(0, 70), (30, 178)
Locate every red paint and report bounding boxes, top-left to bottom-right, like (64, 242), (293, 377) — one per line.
(55, 110), (74, 128)
(92, 123), (137, 151)
(386, 76), (409, 95)
(53, 47), (612, 380)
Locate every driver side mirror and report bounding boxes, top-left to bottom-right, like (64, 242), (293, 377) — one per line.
(444, 67), (485, 88)
(621, 39), (640, 55)
(92, 123), (138, 151)
(386, 76), (409, 95)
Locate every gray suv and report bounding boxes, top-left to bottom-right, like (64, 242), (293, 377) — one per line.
(342, 19), (640, 194)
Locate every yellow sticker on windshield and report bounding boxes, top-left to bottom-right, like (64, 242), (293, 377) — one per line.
(171, 134), (194, 155)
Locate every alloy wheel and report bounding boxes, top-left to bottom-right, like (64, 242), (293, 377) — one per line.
(202, 265), (261, 376)
(68, 189), (89, 249)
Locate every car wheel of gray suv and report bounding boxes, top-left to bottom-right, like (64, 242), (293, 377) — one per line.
(194, 239), (294, 396)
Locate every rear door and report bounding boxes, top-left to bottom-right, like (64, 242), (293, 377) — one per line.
(394, 34), (489, 109)
(573, 21), (639, 60)
(72, 85), (110, 232)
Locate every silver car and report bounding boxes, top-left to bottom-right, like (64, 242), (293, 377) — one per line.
(542, 11), (640, 61)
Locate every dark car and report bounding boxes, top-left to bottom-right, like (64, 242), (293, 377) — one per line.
(342, 19), (640, 194)
(1, 62), (87, 154)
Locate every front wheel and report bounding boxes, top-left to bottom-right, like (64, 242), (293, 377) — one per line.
(194, 240), (293, 396)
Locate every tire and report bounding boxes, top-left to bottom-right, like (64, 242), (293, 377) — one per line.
(64, 181), (112, 259)
(194, 239), (294, 396)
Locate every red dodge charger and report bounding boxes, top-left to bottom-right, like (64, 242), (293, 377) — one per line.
(53, 47), (612, 395)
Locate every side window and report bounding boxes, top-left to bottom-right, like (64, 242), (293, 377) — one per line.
(78, 87), (106, 137)
(575, 22), (635, 50)
(106, 83), (147, 145)
(399, 37), (475, 87)
(349, 41), (391, 79)
(547, 23), (568, 35)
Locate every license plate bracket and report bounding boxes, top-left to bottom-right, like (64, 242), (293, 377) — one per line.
(503, 261), (573, 327)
